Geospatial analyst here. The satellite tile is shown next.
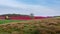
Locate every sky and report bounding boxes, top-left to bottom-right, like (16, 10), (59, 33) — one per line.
(0, 0), (60, 16)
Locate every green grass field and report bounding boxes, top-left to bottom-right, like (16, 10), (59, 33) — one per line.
(0, 18), (60, 34)
(0, 20), (25, 24)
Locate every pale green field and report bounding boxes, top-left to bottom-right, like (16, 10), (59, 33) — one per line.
(0, 20), (25, 24)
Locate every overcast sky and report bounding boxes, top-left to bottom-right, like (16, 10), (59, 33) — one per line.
(0, 0), (60, 16)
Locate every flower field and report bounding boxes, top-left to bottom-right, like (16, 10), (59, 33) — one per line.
(0, 18), (60, 34)
(0, 15), (49, 20)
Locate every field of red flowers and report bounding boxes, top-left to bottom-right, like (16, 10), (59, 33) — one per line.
(0, 15), (51, 20)
(0, 18), (60, 34)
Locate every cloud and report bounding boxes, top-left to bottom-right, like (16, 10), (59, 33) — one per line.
(0, 0), (60, 16)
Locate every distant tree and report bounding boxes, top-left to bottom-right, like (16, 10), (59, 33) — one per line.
(30, 13), (34, 19)
(1, 14), (29, 16)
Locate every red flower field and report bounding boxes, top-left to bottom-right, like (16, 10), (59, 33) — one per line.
(0, 16), (51, 20)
